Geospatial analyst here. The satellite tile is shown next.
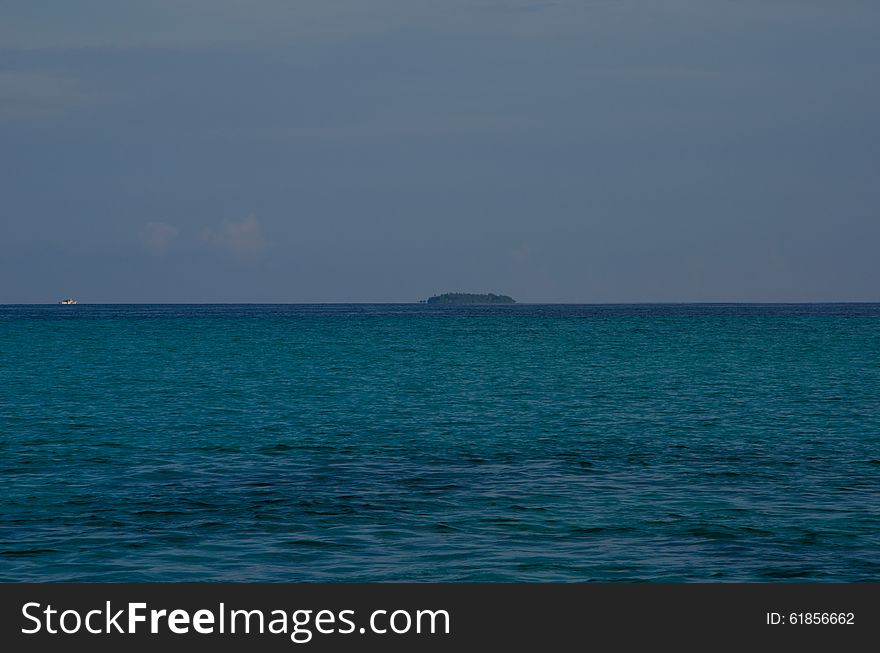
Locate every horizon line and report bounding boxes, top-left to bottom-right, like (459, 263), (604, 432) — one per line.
(4, 301), (880, 306)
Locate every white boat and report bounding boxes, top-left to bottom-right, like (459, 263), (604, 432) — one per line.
(58, 298), (77, 305)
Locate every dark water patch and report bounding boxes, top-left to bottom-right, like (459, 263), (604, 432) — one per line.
(508, 504), (548, 513)
(195, 445), (242, 453)
(260, 443), (296, 452)
(757, 566), (824, 580)
(686, 526), (742, 540)
(568, 526), (636, 536)
(1, 549), (62, 557)
(134, 510), (189, 518)
(276, 539), (352, 550)
(704, 470), (745, 478)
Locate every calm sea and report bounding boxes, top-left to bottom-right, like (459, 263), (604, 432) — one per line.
(1, 304), (878, 581)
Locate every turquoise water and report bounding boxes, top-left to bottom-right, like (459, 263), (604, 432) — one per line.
(1, 304), (878, 581)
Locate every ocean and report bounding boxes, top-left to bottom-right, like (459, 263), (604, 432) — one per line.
(1, 304), (878, 581)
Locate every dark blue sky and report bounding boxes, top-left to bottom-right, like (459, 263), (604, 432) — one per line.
(2, 1), (878, 302)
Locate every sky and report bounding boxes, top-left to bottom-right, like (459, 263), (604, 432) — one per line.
(1, 0), (878, 303)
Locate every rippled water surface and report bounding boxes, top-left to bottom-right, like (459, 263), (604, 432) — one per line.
(1, 304), (879, 581)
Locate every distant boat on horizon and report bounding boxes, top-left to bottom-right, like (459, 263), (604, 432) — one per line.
(58, 298), (77, 305)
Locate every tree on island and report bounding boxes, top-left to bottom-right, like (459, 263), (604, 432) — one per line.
(425, 293), (516, 305)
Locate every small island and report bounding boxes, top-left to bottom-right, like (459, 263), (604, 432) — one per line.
(425, 292), (516, 305)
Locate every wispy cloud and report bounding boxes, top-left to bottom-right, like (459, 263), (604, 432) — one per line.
(202, 214), (267, 260)
(140, 222), (179, 255)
